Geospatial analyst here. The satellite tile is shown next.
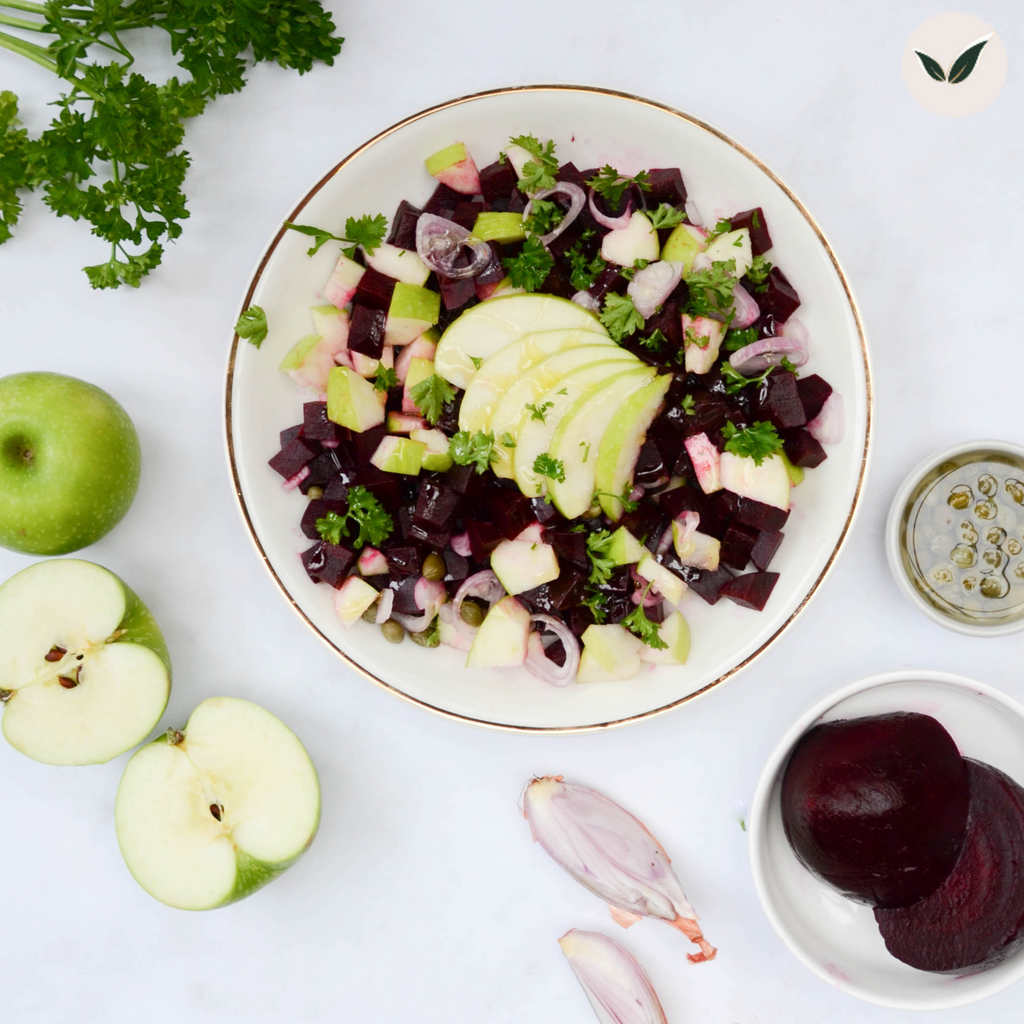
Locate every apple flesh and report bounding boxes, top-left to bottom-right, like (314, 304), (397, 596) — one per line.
(0, 559), (170, 765)
(323, 251), (365, 309)
(466, 596), (530, 667)
(703, 227), (753, 278)
(363, 243), (430, 287)
(472, 212), (526, 243)
(490, 539), (560, 595)
(424, 141), (481, 195)
(370, 436), (426, 476)
(385, 283), (440, 346)
(638, 610), (690, 665)
(682, 315), (725, 374)
(659, 223), (706, 273)
(0, 372), (141, 555)
(600, 212), (659, 267)
(719, 451), (790, 511)
(410, 427), (453, 472)
(114, 697), (320, 910)
(780, 712), (970, 908)
(326, 366), (386, 432)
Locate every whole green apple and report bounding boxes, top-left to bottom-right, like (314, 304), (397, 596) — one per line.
(0, 372), (141, 555)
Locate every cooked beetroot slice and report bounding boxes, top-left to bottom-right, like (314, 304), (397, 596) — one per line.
(735, 496), (790, 532)
(302, 402), (340, 442)
(463, 519), (503, 560)
(720, 523), (759, 570)
(796, 374), (833, 421)
(348, 305), (386, 358)
(279, 423), (303, 448)
(423, 182), (462, 217)
(479, 160), (518, 202)
(268, 437), (318, 479)
(451, 199), (486, 231)
(546, 528), (589, 572)
(442, 547), (470, 585)
(587, 265), (627, 303)
(782, 428), (827, 469)
(756, 372), (806, 429)
(731, 207), (772, 256)
(386, 200), (421, 250)
(437, 273), (477, 311)
(414, 480), (461, 530)
(390, 574), (421, 615)
(352, 267), (397, 312)
(719, 570), (779, 610)
(301, 542), (355, 587)
(384, 544), (422, 578)
(300, 499), (347, 540)
(757, 266), (801, 323)
(751, 529), (784, 571)
(875, 760), (1024, 974)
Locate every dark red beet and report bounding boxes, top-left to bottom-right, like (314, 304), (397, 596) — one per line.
(781, 713), (971, 909)
(384, 544), (422, 578)
(464, 520), (503, 560)
(546, 528), (589, 572)
(451, 200), (485, 231)
(490, 488), (537, 540)
(634, 439), (666, 487)
(301, 542), (355, 587)
(735, 496), (790, 532)
(555, 161), (588, 190)
(354, 426), (388, 466)
(390, 574), (421, 616)
(782, 428), (827, 469)
(352, 267), (397, 312)
(751, 529), (784, 571)
(279, 424), (303, 448)
(719, 570), (778, 610)
(354, 465), (401, 513)
(642, 300), (683, 352)
(442, 547), (471, 585)
(796, 374), (833, 421)
(619, 502), (668, 551)
(720, 523), (759, 570)
(645, 168), (687, 206)
(756, 267), (801, 323)
(519, 568), (586, 615)
(479, 160), (518, 202)
(348, 305), (386, 359)
(730, 207), (772, 256)
(474, 242), (505, 299)
(300, 499), (348, 540)
(406, 520), (451, 551)
(756, 372), (806, 430)
(414, 480), (461, 531)
(531, 496), (561, 526)
(444, 463), (476, 494)
(422, 182), (462, 217)
(322, 473), (354, 502)
(587, 265), (627, 303)
(268, 437), (318, 479)
(386, 200), (421, 251)
(657, 558), (734, 604)
(300, 451), (343, 493)
(302, 402), (340, 443)
(875, 760), (1024, 974)
(437, 273), (477, 311)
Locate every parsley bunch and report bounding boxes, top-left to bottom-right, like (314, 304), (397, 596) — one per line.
(0, 1), (343, 287)
(599, 293), (645, 342)
(502, 235), (553, 292)
(722, 420), (783, 466)
(621, 584), (668, 649)
(316, 485), (393, 549)
(686, 260), (737, 317)
(284, 215), (387, 259)
(449, 430), (495, 474)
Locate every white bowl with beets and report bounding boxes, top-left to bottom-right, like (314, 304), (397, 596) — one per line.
(226, 86), (871, 731)
(749, 669), (1024, 1009)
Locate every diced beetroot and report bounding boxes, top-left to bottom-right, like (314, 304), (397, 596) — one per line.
(735, 495), (790, 532)
(280, 424), (303, 448)
(269, 437), (319, 479)
(491, 488), (537, 539)
(386, 200), (422, 251)
(322, 473), (353, 502)
(645, 168), (687, 206)
(300, 498), (348, 540)
(542, 638), (567, 668)
(506, 189), (528, 214)
(444, 463), (475, 494)
(720, 522), (759, 570)
(435, 391), (463, 435)
(756, 372), (806, 429)
(751, 530), (784, 571)
(555, 161), (588, 190)
(384, 544), (422, 578)
(546, 528), (589, 572)
(390, 575), (421, 615)
(642, 300), (683, 352)
(601, 593), (636, 625)
(568, 605), (596, 638)
(354, 464), (402, 513)
(437, 273), (477, 311)
(621, 502), (669, 551)
(686, 392), (731, 437)
(634, 439), (666, 488)
(348, 305), (387, 359)
(353, 425), (388, 464)
(519, 567), (587, 615)
(352, 266), (397, 312)
(407, 521), (452, 551)
(300, 451), (343, 493)
(757, 267), (801, 323)
(796, 373), (833, 421)
(414, 480), (461, 530)
(451, 199), (486, 231)
(479, 160), (518, 202)
(782, 428), (827, 468)
(730, 207), (772, 256)
(539, 260), (575, 299)
(422, 182), (462, 218)
(442, 546), (471, 582)
(719, 570), (779, 611)
(596, 565), (632, 595)
(475, 242), (505, 300)
(301, 542), (355, 587)
(302, 402), (341, 442)
(464, 519), (503, 560)
(664, 560), (734, 605)
(659, 483), (703, 521)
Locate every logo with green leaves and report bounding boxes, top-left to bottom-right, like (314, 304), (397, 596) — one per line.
(913, 33), (992, 84)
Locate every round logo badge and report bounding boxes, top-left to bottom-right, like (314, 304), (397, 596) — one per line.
(902, 13), (1006, 117)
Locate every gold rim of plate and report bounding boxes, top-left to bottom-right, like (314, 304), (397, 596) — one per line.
(224, 84), (874, 734)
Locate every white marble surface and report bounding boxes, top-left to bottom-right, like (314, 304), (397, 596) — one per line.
(0, 2), (1021, 1020)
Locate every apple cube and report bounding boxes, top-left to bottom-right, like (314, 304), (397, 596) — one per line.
(466, 596), (531, 667)
(636, 552), (686, 606)
(279, 323), (349, 393)
(326, 366), (386, 432)
(684, 432), (722, 494)
(577, 648), (642, 683)
(357, 547), (389, 576)
(673, 519), (721, 570)
(387, 411), (427, 433)
(333, 575), (378, 627)
(310, 304), (350, 347)
(424, 141), (481, 195)
(370, 435), (426, 476)
(581, 623), (643, 673)
(490, 539), (560, 595)
(402, 356), (435, 414)
(720, 451), (790, 511)
(385, 283), (441, 346)
(363, 242), (430, 287)
(473, 212), (526, 243)
(638, 610), (691, 665)
(410, 427), (453, 472)
(601, 211), (659, 267)
(682, 315), (725, 374)
(324, 252), (365, 309)
(704, 227), (753, 279)
(350, 344), (394, 379)
(606, 526), (644, 566)
(395, 334), (438, 383)
(660, 223), (707, 274)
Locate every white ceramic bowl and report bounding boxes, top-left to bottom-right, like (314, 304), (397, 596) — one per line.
(225, 85), (871, 732)
(749, 669), (1024, 1010)
(886, 439), (1024, 637)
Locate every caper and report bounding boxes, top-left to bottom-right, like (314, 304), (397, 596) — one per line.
(1006, 479), (1024, 505)
(981, 574), (1010, 599)
(306, 485), (324, 500)
(362, 598), (380, 623)
(421, 552), (446, 581)
(982, 547), (1006, 570)
(1015, 563), (1024, 581)
(978, 474), (998, 497)
(410, 622), (440, 648)
(975, 499), (997, 520)
(950, 544), (977, 569)
(381, 619), (405, 644)
(962, 575), (978, 592)
(948, 485), (973, 510)
(460, 598), (485, 627)
(930, 566), (955, 585)
(1008, 538), (1022, 556)
(959, 520), (979, 544)
(986, 527), (1007, 546)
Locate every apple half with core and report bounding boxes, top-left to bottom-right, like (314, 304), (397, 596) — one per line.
(115, 696), (321, 910)
(0, 559), (170, 765)
(0, 372), (141, 555)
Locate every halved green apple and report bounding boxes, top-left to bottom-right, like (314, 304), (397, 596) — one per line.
(115, 697), (320, 910)
(0, 559), (171, 765)
(434, 294), (607, 389)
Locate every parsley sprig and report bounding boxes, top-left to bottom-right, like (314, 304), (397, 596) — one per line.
(316, 485), (393, 550)
(502, 235), (553, 292)
(722, 420), (783, 466)
(449, 430), (495, 474)
(525, 401), (553, 422)
(721, 362), (774, 394)
(408, 374), (456, 425)
(533, 453), (565, 483)
(372, 365), (398, 392)
(522, 198), (563, 236)
(621, 584), (668, 649)
(567, 242), (605, 291)
(599, 293), (645, 342)
(235, 305), (268, 348)
(746, 254), (773, 289)
(647, 203), (685, 230)
(284, 214), (387, 259)
(585, 530), (615, 587)
(585, 165), (651, 208)
(508, 134), (559, 193)
(686, 260), (737, 317)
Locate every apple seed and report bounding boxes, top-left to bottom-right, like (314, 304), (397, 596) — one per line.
(58, 671), (79, 689)
(44, 646), (67, 662)
(210, 804), (224, 821)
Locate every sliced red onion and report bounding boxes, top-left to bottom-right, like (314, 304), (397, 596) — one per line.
(777, 317), (808, 343)
(572, 289), (601, 313)
(525, 615), (580, 687)
(684, 199), (704, 227)
(452, 570), (506, 637)
(523, 777), (716, 963)
(373, 588), (394, 624)
(415, 212), (491, 279)
(630, 566), (664, 607)
(522, 182), (586, 245)
(282, 466), (309, 491)
(588, 189), (633, 230)
(729, 335), (808, 376)
(730, 282), (760, 329)
(450, 531), (472, 558)
(559, 930), (669, 1024)
(654, 523), (674, 557)
(391, 577), (447, 632)
(627, 260), (683, 319)
(807, 392), (844, 444)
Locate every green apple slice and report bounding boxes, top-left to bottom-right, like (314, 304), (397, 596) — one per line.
(511, 358), (644, 495)
(638, 610), (691, 665)
(546, 368), (655, 518)
(0, 559), (170, 765)
(594, 373), (673, 519)
(434, 294), (607, 388)
(459, 328), (616, 434)
(115, 697), (320, 910)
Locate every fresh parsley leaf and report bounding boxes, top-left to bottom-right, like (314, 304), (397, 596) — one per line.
(647, 203), (685, 229)
(593, 489), (639, 513)
(508, 134), (559, 193)
(500, 432), (517, 448)
(723, 327), (758, 351)
(581, 589), (608, 624)
(746, 254), (773, 287)
(580, 440), (591, 463)
(408, 374), (456, 425)
(681, 394), (696, 415)
(567, 242), (605, 291)
(523, 198), (564, 236)
(780, 356), (800, 376)
(721, 362), (774, 395)
(585, 530), (615, 587)
(449, 430), (495, 474)
(618, 258), (650, 283)
(621, 584), (668, 649)
(343, 213), (388, 258)
(639, 328), (668, 353)
(533, 453), (566, 483)
(502, 235), (554, 292)
(470, 356), (482, 369)
(706, 218), (733, 242)
(526, 401), (553, 422)
(585, 165), (651, 209)
(600, 293), (645, 342)
(235, 305), (268, 348)
(315, 510), (346, 546)
(372, 365), (398, 392)
(722, 420), (783, 466)
(283, 221), (347, 257)
(316, 486), (393, 549)
(686, 259), (737, 317)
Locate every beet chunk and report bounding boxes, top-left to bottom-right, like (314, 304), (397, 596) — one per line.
(719, 570), (779, 610)
(546, 528), (589, 572)
(729, 207), (772, 256)
(757, 266), (801, 323)
(423, 182), (462, 218)
(348, 305), (386, 359)
(644, 168), (687, 206)
(519, 568), (587, 615)
(279, 424), (303, 448)
(463, 519), (503, 560)
(387, 200), (422, 251)
(874, 759), (1024, 973)
(442, 546), (471, 585)
(479, 160), (518, 202)
(384, 544), (422, 578)
(301, 542), (355, 587)
(302, 402), (340, 443)
(796, 373), (833, 421)
(437, 273), (477, 311)
(352, 267), (397, 312)
(451, 199), (485, 231)
(756, 372), (806, 430)
(720, 523), (759, 570)
(268, 437), (318, 479)
(390, 574), (421, 616)
(781, 713), (970, 909)
(782, 428), (827, 469)
(300, 451), (343, 493)
(735, 496), (790, 532)
(633, 439), (666, 488)
(657, 558), (734, 605)
(414, 480), (461, 530)
(587, 265), (627, 303)
(751, 530), (784, 571)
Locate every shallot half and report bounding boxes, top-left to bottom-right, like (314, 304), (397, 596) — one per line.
(415, 212), (491, 279)
(523, 777), (716, 963)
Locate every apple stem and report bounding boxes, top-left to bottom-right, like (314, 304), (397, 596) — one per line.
(0, 689), (11, 703)
(166, 728), (185, 745)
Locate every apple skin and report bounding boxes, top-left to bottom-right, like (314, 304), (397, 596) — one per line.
(0, 372), (141, 555)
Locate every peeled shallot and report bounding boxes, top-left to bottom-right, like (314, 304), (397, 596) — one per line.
(415, 212), (491, 279)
